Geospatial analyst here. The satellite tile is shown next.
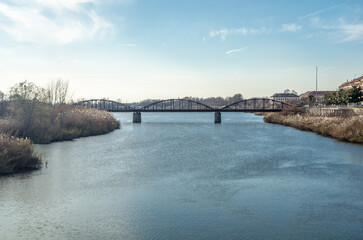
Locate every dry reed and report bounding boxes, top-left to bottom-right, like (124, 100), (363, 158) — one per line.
(0, 133), (42, 173)
(0, 104), (120, 143)
(264, 112), (363, 143)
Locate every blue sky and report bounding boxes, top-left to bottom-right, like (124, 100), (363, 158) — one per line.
(0, 0), (362, 101)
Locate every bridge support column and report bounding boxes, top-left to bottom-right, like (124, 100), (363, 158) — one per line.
(214, 111), (221, 124)
(133, 112), (141, 123)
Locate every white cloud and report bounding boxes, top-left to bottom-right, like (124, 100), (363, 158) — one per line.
(339, 23), (363, 42)
(118, 43), (136, 47)
(225, 47), (248, 56)
(308, 17), (363, 42)
(209, 27), (268, 40)
(32, 0), (96, 11)
(281, 23), (302, 32)
(0, 1), (112, 44)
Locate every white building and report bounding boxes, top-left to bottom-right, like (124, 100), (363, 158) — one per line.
(271, 93), (299, 103)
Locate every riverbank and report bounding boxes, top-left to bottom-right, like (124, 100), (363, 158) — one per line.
(0, 105), (120, 144)
(0, 134), (42, 174)
(264, 111), (363, 144)
(0, 106), (120, 173)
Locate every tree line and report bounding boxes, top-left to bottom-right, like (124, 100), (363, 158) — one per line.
(324, 86), (363, 105)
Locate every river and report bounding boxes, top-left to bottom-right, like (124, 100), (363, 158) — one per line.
(1, 113), (362, 239)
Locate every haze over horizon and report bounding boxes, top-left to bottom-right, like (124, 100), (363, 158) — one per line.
(0, 0), (362, 102)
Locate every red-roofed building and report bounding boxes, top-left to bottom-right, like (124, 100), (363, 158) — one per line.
(339, 76), (363, 90)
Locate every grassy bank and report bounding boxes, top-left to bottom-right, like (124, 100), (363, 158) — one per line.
(53, 106), (121, 142)
(264, 110), (363, 144)
(0, 134), (42, 174)
(0, 105), (120, 144)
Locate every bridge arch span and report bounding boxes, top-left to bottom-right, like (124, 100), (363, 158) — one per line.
(141, 99), (214, 111)
(221, 98), (291, 111)
(74, 99), (135, 112)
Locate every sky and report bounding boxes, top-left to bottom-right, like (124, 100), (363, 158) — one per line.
(0, 0), (362, 102)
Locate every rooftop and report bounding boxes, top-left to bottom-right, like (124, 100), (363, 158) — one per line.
(271, 93), (299, 98)
(339, 76), (363, 89)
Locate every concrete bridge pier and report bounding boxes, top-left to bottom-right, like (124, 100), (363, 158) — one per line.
(214, 111), (221, 124)
(133, 112), (141, 123)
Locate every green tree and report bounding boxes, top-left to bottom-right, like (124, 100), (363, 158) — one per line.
(326, 92), (337, 105)
(308, 94), (314, 106)
(325, 87), (363, 105)
(346, 86), (363, 103)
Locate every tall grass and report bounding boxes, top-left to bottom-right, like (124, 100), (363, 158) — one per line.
(56, 106), (121, 141)
(0, 104), (120, 144)
(264, 111), (363, 143)
(0, 134), (42, 173)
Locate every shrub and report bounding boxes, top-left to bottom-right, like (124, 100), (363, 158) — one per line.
(0, 134), (42, 173)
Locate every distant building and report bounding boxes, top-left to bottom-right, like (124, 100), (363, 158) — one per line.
(271, 93), (299, 103)
(339, 76), (363, 90)
(299, 91), (334, 103)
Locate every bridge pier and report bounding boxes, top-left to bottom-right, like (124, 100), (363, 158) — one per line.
(133, 112), (141, 123)
(214, 111), (221, 124)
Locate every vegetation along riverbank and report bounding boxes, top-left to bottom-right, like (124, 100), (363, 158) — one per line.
(0, 134), (42, 174)
(264, 108), (363, 144)
(0, 80), (120, 173)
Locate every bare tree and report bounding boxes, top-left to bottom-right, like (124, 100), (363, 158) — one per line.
(229, 93), (243, 104)
(46, 79), (72, 126)
(8, 81), (45, 137)
(46, 79), (72, 105)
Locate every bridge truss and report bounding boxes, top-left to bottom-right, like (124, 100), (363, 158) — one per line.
(74, 98), (290, 123)
(74, 98), (290, 112)
(75, 99), (135, 112)
(221, 98), (289, 112)
(141, 99), (215, 112)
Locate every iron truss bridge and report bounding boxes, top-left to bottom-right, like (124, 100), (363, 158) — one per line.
(74, 98), (290, 123)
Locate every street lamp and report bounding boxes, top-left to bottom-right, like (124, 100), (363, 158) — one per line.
(315, 66), (318, 106)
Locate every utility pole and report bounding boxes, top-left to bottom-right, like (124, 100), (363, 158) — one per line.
(315, 66), (318, 106)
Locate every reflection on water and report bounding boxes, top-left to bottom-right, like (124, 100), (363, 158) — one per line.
(1, 113), (362, 239)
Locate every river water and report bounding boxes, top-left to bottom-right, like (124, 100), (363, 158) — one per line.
(1, 113), (362, 239)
